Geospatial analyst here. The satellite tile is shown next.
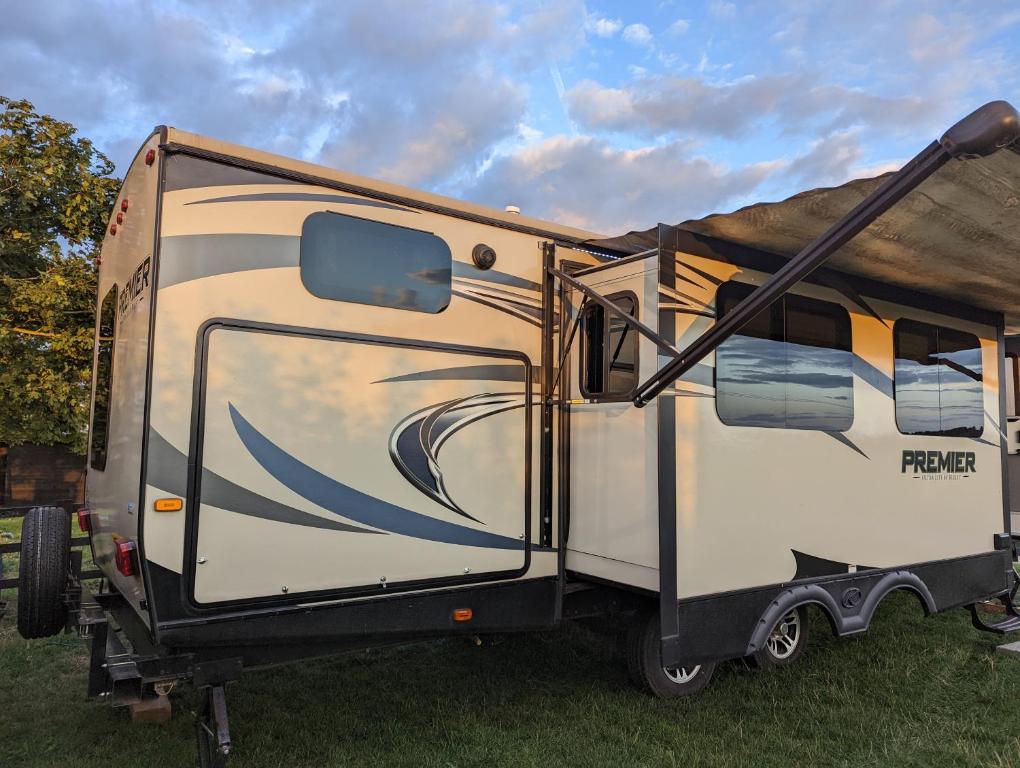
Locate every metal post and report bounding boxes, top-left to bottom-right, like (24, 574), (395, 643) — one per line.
(656, 225), (682, 666)
(539, 242), (556, 548)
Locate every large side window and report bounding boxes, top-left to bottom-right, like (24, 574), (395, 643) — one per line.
(300, 211), (452, 313)
(715, 282), (854, 431)
(579, 293), (639, 399)
(894, 319), (983, 437)
(90, 285), (118, 471)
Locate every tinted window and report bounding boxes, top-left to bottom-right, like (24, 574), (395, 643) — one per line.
(300, 211), (451, 313)
(90, 286), (118, 471)
(580, 294), (639, 398)
(894, 319), (983, 437)
(716, 282), (853, 431)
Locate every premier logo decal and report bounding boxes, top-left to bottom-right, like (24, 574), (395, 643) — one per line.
(118, 255), (151, 317)
(901, 450), (975, 478)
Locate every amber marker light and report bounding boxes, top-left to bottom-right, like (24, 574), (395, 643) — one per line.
(452, 608), (473, 622)
(154, 498), (184, 512)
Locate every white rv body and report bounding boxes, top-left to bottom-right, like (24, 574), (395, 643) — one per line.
(81, 122), (1016, 677)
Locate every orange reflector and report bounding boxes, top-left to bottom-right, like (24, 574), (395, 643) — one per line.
(154, 498), (183, 512)
(452, 608), (473, 622)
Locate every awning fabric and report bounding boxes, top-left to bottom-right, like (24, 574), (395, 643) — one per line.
(589, 147), (1020, 331)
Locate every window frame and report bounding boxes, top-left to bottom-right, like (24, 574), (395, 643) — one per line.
(89, 284), (119, 471)
(892, 317), (984, 438)
(578, 290), (640, 402)
(1006, 352), (1020, 418)
(714, 280), (855, 432)
(299, 210), (453, 314)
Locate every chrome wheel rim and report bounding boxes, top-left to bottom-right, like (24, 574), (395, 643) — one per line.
(766, 609), (802, 660)
(663, 664), (701, 684)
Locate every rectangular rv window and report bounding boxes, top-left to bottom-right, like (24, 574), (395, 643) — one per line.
(579, 293), (639, 399)
(894, 319), (983, 437)
(89, 285), (118, 471)
(715, 282), (853, 431)
(300, 211), (452, 313)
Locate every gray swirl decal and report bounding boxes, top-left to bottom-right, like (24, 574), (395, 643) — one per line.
(388, 393), (526, 522)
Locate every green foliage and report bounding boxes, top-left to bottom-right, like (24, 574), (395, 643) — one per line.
(0, 98), (120, 452)
(0, 97), (118, 277)
(0, 255), (98, 452)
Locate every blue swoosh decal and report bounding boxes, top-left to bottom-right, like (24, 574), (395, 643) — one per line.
(229, 403), (527, 550)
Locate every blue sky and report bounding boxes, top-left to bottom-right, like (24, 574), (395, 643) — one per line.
(3, 1), (1019, 234)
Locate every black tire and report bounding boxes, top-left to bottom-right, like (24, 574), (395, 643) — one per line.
(17, 506), (71, 639)
(625, 610), (715, 698)
(750, 605), (809, 669)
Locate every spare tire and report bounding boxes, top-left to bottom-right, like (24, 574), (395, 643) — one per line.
(17, 506), (71, 639)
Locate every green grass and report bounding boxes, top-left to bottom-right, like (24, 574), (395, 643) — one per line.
(2, 592), (1020, 768)
(0, 514), (94, 601)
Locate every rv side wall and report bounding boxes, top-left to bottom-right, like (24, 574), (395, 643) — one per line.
(85, 131), (163, 622)
(669, 251), (1003, 599)
(564, 247), (1005, 602)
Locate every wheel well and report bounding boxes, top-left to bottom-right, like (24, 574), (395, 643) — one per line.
(744, 571), (936, 655)
(798, 600), (841, 637)
(879, 584), (934, 617)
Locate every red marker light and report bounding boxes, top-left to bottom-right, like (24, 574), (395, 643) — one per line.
(115, 539), (138, 577)
(77, 507), (91, 533)
(121, 199), (129, 212)
(116, 212), (124, 224)
(109, 223), (117, 235)
(145, 149), (156, 166)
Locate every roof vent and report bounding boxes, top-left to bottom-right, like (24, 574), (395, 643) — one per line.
(504, 205), (521, 215)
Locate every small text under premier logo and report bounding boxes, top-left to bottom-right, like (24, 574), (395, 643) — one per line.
(901, 450), (975, 479)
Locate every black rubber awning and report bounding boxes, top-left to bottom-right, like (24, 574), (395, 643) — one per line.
(589, 128), (1020, 331)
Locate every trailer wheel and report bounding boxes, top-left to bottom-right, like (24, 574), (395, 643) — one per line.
(16, 506), (71, 639)
(626, 611), (715, 698)
(750, 606), (808, 668)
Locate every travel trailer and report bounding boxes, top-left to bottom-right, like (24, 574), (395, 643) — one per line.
(14, 100), (1020, 765)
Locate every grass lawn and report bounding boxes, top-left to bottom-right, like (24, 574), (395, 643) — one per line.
(2, 586), (1020, 768)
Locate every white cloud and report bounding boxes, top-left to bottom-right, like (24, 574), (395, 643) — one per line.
(3, 0), (1017, 234)
(468, 135), (778, 233)
(0, 0), (588, 186)
(784, 130), (862, 186)
(564, 74), (931, 140)
(622, 23), (654, 47)
(585, 13), (622, 38)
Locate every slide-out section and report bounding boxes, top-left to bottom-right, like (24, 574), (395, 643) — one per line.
(189, 324), (533, 605)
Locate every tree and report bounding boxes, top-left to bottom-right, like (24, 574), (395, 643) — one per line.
(0, 98), (120, 454)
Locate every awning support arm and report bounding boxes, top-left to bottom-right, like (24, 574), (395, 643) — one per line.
(632, 99), (1020, 408)
(550, 267), (682, 360)
(549, 295), (588, 395)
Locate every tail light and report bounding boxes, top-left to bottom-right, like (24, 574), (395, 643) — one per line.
(77, 506), (91, 533)
(115, 539), (138, 577)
